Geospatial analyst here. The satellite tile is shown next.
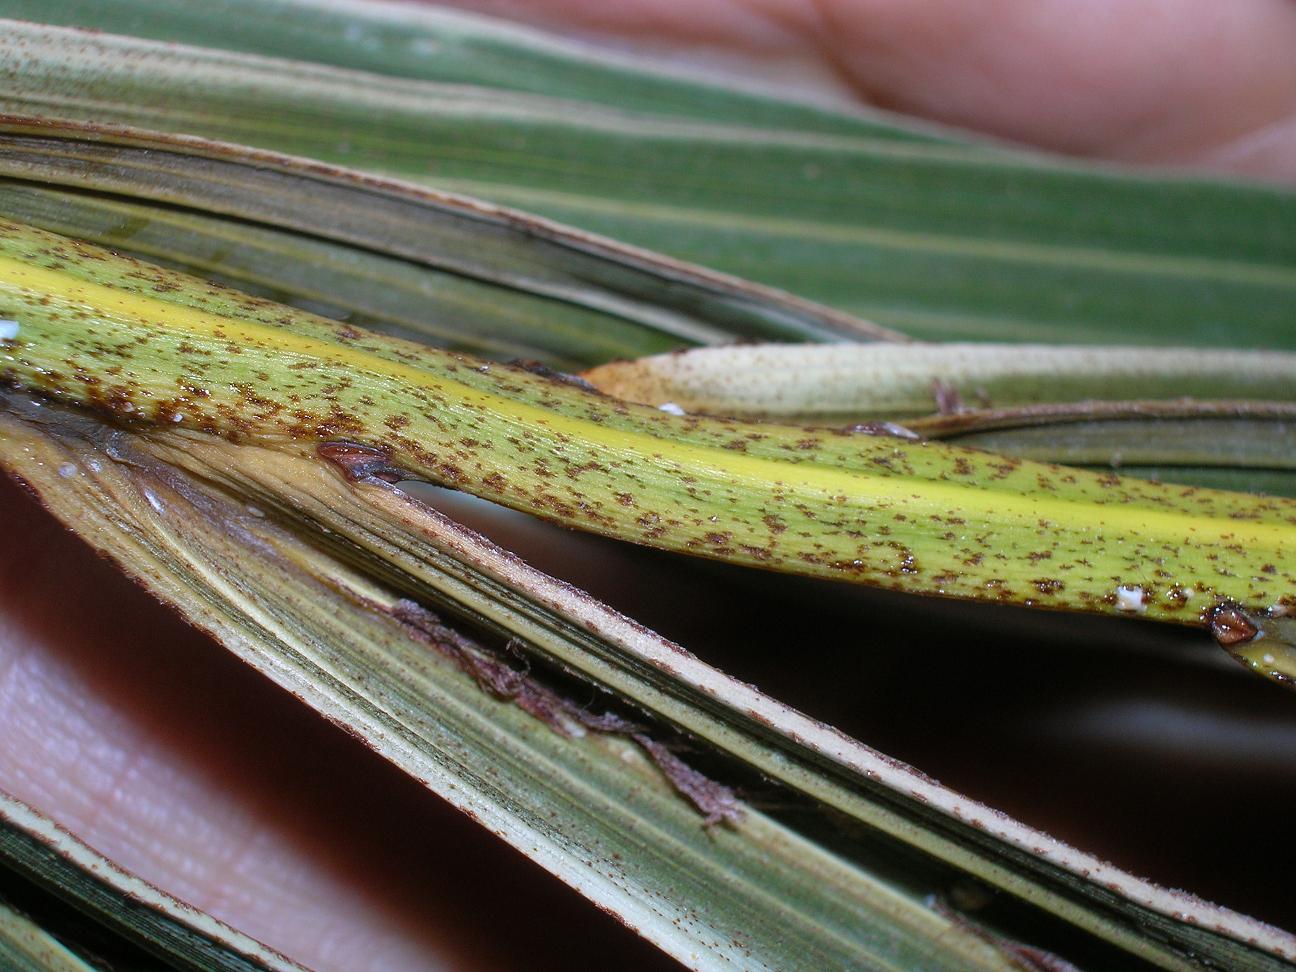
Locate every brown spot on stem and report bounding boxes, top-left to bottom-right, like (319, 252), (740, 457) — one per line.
(1208, 603), (1261, 647)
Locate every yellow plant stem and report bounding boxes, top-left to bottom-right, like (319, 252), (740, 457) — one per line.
(0, 218), (1291, 631)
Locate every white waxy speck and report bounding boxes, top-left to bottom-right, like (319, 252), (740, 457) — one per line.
(1115, 585), (1147, 613)
(87, 459), (102, 473)
(57, 462), (77, 479)
(0, 319), (18, 341)
(1264, 653), (1277, 665)
(658, 402), (686, 416)
(246, 505), (265, 518)
(142, 489), (165, 515)
(171, 412), (184, 423)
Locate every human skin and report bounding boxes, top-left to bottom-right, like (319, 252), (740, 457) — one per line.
(2, 3), (1295, 969)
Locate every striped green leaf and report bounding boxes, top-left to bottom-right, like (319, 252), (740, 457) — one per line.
(584, 343), (1296, 496)
(0, 19), (1293, 348)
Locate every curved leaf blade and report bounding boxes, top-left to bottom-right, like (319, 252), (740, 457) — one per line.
(0, 395), (1024, 972)
(1, 219), (1291, 639)
(6, 393), (1295, 970)
(0, 794), (300, 972)
(2, 21), (1294, 346)
(0, 0), (944, 138)
(0, 117), (893, 351)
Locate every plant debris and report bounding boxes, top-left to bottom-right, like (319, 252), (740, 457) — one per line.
(389, 598), (743, 826)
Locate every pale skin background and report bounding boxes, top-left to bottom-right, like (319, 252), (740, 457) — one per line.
(3, 2), (1296, 969)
